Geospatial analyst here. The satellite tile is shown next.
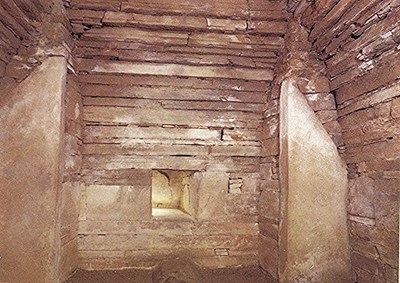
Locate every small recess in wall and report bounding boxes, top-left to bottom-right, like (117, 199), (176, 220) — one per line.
(228, 177), (243, 194)
(151, 170), (195, 220)
(214, 248), (229, 256)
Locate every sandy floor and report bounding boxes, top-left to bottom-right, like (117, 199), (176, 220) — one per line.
(65, 265), (277, 283)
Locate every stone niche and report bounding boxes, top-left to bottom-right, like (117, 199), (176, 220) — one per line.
(151, 170), (196, 219)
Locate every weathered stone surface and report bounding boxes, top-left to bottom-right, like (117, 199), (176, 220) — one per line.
(84, 125), (221, 142)
(83, 106), (262, 128)
(78, 233), (257, 257)
(153, 257), (204, 283)
(373, 179), (399, 230)
(322, 120), (344, 147)
(75, 47), (276, 70)
(259, 234), (278, 279)
(263, 99), (279, 118)
(305, 92), (336, 111)
(279, 79), (351, 282)
(347, 175), (375, 219)
(392, 96), (400, 119)
(79, 59), (274, 81)
(310, 2), (400, 279)
(241, 173), (261, 193)
(82, 168), (152, 186)
(259, 180), (280, 192)
(120, 0), (287, 20)
(349, 236), (379, 259)
(258, 218), (278, 240)
(60, 182), (80, 236)
(69, 0), (121, 11)
(261, 138), (279, 157)
(0, 57), (67, 283)
(297, 76), (330, 94)
(81, 84), (266, 103)
(261, 115), (279, 139)
(344, 139), (400, 164)
(339, 101), (392, 132)
(315, 110), (338, 123)
(225, 193), (258, 216)
(335, 50), (400, 105)
(60, 238), (79, 282)
(80, 74), (269, 92)
(248, 20), (287, 35)
(104, 11), (206, 30)
(197, 172), (229, 220)
(83, 185), (152, 221)
(258, 189), (279, 221)
(2, 1), (398, 281)
(77, 30), (266, 269)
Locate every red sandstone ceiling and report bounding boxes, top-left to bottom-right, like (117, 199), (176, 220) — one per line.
(64, 0), (288, 83)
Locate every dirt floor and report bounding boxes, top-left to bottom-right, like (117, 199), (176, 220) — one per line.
(65, 265), (277, 283)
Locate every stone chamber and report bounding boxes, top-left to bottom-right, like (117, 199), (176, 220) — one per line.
(0, 0), (399, 282)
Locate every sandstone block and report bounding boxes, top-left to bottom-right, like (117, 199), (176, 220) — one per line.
(225, 194), (258, 216)
(261, 137), (279, 156)
(60, 182), (80, 231)
(84, 185), (151, 221)
(79, 59), (274, 81)
(206, 18), (246, 31)
(259, 234), (278, 279)
(261, 115), (279, 139)
(258, 218), (278, 240)
(60, 238), (78, 280)
(258, 189), (279, 221)
(259, 180), (280, 192)
(316, 110), (338, 124)
(297, 76), (330, 94)
(305, 92), (336, 111)
(263, 99), (279, 118)
(373, 179), (399, 229)
(349, 236), (378, 259)
(391, 97), (400, 119)
(0, 57), (67, 283)
(352, 253), (379, 275)
(347, 175), (375, 219)
(280, 79), (351, 282)
(241, 173), (261, 193)
(197, 172), (228, 220)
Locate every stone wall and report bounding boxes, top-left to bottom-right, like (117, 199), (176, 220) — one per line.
(77, 73), (265, 267)
(279, 79), (351, 282)
(0, 0), (44, 81)
(0, 0), (73, 93)
(1, 1), (397, 281)
(59, 71), (82, 281)
(291, 1), (400, 281)
(0, 1), (77, 282)
(66, 0), (289, 269)
(0, 56), (68, 283)
(258, 17), (345, 280)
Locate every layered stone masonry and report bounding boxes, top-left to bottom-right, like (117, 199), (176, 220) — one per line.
(0, 0), (74, 96)
(66, 0), (290, 270)
(258, 17), (345, 280)
(60, 72), (83, 281)
(290, 1), (400, 282)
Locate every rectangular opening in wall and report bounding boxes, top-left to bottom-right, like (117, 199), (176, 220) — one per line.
(151, 170), (196, 221)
